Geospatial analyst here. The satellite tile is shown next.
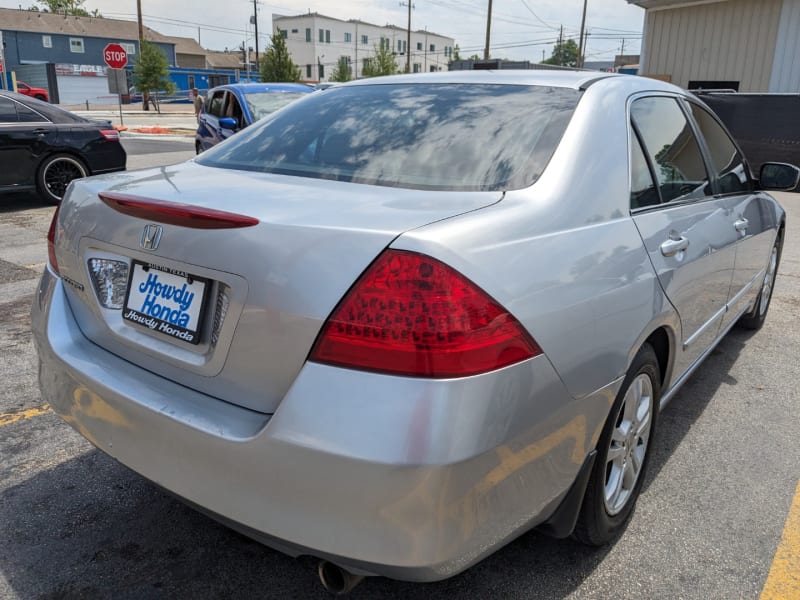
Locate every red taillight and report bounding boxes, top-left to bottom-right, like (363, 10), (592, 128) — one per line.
(47, 203), (61, 275)
(309, 250), (541, 378)
(98, 192), (259, 229)
(99, 129), (120, 141)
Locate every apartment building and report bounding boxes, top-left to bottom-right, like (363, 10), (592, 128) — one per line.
(272, 12), (456, 82)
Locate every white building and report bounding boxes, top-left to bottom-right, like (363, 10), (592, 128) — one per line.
(272, 12), (456, 82)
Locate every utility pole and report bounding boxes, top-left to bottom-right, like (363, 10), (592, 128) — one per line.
(354, 22), (359, 79)
(252, 0), (259, 72)
(137, 0), (149, 110)
(484, 0), (493, 60)
(619, 38), (626, 69)
(577, 0), (588, 68)
(401, 1), (414, 73)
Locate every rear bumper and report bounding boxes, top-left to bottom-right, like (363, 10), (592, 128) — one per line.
(32, 268), (617, 581)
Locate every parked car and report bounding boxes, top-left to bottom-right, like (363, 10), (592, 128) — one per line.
(0, 90), (126, 203)
(15, 80), (49, 102)
(195, 82), (313, 153)
(33, 71), (798, 593)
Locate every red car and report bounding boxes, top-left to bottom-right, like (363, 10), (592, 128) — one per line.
(16, 81), (49, 102)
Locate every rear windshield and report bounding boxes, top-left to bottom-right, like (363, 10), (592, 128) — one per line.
(196, 83), (579, 191)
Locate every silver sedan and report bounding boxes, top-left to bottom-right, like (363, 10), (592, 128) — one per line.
(32, 71), (798, 593)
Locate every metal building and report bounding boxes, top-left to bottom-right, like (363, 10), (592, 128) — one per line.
(629, 0), (800, 92)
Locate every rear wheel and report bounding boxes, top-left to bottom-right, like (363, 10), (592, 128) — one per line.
(34, 94), (47, 101)
(574, 343), (660, 546)
(738, 232), (782, 330)
(36, 154), (88, 204)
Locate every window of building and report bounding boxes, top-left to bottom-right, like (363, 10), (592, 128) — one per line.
(688, 102), (750, 194)
(430, 43), (435, 52)
(417, 42), (422, 50)
(380, 37), (390, 51)
(362, 57), (372, 71)
(319, 64), (325, 79)
(306, 28), (311, 42)
(306, 64), (312, 78)
(361, 34), (368, 45)
(325, 30), (331, 43)
(319, 29), (324, 42)
(122, 42), (135, 55)
(631, 97), (711, 204)
(413, 63), (421, 73)
(42, 35), (52, 48)
(430, 65), (437, 72)
(279, 29), (288, 39)
(291, 28), (298, 33)
(69, 37), (85, 53)
(344, 32), (352, 43)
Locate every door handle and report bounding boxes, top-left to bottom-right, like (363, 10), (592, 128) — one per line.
(734, 218), (749, 232)
(660, 235), (690, 257)
(32, 128), (48, 135)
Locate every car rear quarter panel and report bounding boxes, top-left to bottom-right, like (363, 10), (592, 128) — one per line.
(396, 79), (678, 403)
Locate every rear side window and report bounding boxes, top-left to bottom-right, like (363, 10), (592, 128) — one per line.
(197, 84), (579, 191)
(688, 102), (751, 195)
(0, 97), (18, 122)
(631, 97), (711, 204)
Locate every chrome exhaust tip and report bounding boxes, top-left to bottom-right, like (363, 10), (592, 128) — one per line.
(317, 560), (364, 595)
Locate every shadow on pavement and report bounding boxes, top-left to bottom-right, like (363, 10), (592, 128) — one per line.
(0, 192), (52, 213)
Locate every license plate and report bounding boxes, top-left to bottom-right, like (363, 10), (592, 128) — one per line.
(123, 261), (208, 345)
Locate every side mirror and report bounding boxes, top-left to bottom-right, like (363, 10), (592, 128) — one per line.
(759, 162), (800, 191)
(219, 117), (238, 131)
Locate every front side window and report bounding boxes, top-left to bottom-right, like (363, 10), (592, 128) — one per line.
(208, 90), (226, 117)
(70, 37), (84, 53)
(197, 84), (579, 192)
(689, 102), (750, 194)
(631, 97), (711, 204)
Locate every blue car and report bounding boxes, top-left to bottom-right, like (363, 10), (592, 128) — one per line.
(195, 83), (313, 153)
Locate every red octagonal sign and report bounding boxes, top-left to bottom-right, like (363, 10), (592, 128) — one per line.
(103, 43), (128, 69)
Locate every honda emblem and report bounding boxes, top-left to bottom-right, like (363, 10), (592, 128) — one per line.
(140, 224), (163, 250)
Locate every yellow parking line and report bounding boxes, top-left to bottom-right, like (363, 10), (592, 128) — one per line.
(0, 405), (51, 427)
(761, 481), (800, 600)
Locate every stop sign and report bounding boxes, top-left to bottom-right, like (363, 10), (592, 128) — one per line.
(103, 43), (128, 69)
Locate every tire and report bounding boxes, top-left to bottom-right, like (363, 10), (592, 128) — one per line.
(738, 231), (783, 331)
(34, 94), (47, 102)
(573, 343), (660, 546)
(36, 154), (88, 204)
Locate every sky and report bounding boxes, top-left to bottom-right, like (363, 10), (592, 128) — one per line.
(1, 0), (646, 62)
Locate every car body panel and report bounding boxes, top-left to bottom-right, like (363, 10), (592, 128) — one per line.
(32, 71), (787, 581)
(16, 81), (49, 101)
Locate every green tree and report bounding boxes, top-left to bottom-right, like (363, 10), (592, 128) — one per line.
(542, 38), (579, 67)
(132, 40), (175, 113)
(260, 31), (301, 82)
(360, 43), (398, 77)
(330, 57), (352, 82)
(452, 44), (461, 62)
(35, 0), (92, 15)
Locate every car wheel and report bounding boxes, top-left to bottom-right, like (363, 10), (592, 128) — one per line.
(573, 343), (660, 546)
(34, 94), (47, 101)
(36, 154), (88, 204)
(738, 232), (782, 331)
(195, 141), (202, 155)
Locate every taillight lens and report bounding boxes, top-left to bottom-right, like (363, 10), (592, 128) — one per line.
(309, 250), (541, 378)
(99, 129), (120, 141)
(47, 204), (60, 275)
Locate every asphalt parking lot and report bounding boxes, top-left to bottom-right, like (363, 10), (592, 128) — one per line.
(0, 141), (797, 599)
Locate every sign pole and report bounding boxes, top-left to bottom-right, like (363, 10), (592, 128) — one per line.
(103, 44), (128, 130)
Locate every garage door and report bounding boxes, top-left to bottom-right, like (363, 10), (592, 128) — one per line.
(56, 74), (116, 106)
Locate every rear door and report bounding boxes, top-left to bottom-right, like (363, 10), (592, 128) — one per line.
(0, 96), (56, 190)
(629, 95), (739, 380)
